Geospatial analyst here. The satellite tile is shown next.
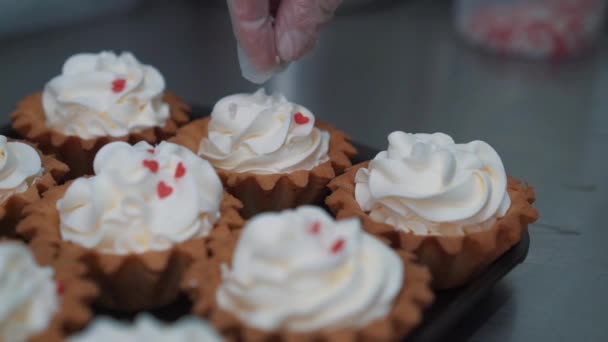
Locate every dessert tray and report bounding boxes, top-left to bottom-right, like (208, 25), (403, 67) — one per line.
(2, 105), (530, 341)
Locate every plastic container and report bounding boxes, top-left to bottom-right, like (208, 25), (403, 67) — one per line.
(455, 0), (607, 59)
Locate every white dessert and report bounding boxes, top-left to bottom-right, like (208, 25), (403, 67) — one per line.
(199, 89), (329, 174)
(355, 131), (511, 236)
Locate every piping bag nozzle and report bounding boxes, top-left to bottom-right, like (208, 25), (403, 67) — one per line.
(238, 45), (289, 84)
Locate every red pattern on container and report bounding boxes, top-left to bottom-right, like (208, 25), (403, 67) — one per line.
(463, 0), (604, 58)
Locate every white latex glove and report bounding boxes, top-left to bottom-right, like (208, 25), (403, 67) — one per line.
(227, 0), (343, 83)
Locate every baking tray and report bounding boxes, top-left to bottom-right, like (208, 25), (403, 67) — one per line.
(4, 106), (530, 341)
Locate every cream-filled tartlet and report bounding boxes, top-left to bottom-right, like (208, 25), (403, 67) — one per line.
(12, 51), (190, 178)
(172, 89), (356, 218)
(0, 136), (42, 204)
(0, 135), (68, 237)
(182, 206), (433, 341)
(0, 242), (59, 341)
(42, 52), (170, 139)
(327, 131), (539, 289)
(356, 132), (511, 236)
(18, 141), (243, 311)
(198, 89), (330, 174)
(69, 315), (221, 342)
(58, 141), (225, 255)
(0, 241), (97, 342)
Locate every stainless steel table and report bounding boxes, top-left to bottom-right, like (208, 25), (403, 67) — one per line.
(1, 0), (606, 340)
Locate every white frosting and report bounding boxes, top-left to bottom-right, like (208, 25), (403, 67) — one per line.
(198, 89), (329, 174)
(68, 315), (222, 342)
(43, 51), (170, 139)
(217, 206), (403, 332)
(0, 242), (58, 342)
(0, 135), (43, 204)
(57, 141), (223, 255)
(355, 132), (511, 236)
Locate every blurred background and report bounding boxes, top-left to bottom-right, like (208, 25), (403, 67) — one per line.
(1, 0), (607, 341)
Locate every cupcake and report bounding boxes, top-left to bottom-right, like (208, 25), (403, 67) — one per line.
(171, 89), (356, 218)
(68, 315), (221, 341)
(182, 206), (433, 341)
(0, 135), (68, 238)
(11, 51), (190, 178)
(0, 240), (97, 342)
(17, 140), (243, 311)
(327, 131), (540, 289)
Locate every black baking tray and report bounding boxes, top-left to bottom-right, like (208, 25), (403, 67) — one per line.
(4, 106), (530, 341)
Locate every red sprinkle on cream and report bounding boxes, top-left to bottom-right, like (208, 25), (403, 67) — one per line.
(309, 221), (321, 234)
(112, 78), (126, 93)
(174, 162), (186, 179)
(330, 239), (345, 254)
(142, 160), (159, 173)
(157, 181), (173, 199)
(294, 112), (310, 125)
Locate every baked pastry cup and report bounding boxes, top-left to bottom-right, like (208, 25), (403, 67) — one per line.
(0, 240), (97, 342)
(18, 141), (244, 311)
(0, 137), (68, 238)
(326, 132), (539, 289)
(11, 51), (190, 178)
(182, 206), (434, 341)
(171, 90), (356, 218)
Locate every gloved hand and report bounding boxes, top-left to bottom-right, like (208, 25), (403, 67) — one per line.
(227, 0), (343, 83)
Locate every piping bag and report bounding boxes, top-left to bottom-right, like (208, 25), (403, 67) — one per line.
(236, 0), (288, 84)
(237, 39), (290, 84)
(237, 45), (288, 84)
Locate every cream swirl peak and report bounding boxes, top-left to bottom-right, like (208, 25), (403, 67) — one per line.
(217, 206), (403, 332)
(0, 135), (43, 203)
(43, 51), (169, 139)
(198, 89), (329, 174)
(355, 131), (511, 236)
(68, 315), (222, 342)
(0, 242), (59, 342)
(57, 141), (223, 255)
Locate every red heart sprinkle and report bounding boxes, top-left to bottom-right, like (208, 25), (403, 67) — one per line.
(157, 181), (173, 199)
(330, 239), (345, 254)
(56, 281), (65, 295)
(112, 78), (126, 93)
(147, 149), (155, 154)
(142, 160), (159, 173)
(294, 112), (310, 125)
(174, 162), (186, 179)
(309, 221), (321, 235)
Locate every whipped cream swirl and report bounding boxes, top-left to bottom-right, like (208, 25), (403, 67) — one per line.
(0, 135), (43, 204)
(0, 242), (58, 342)
(43, 51), (170, 139)
(355, 132), (511, 236)
(69, 315), (222, 342)
(57, 141), (223, 255)
(198, 89), (329, 174)
(217, 206), (403, 332)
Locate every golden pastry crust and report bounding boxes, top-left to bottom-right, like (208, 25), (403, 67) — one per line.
(17, 182), (244, 312)
(11, 92), (190, 178)
(326, 162), (540, 289)
(0, 240), (98, 342)
(0, 140), (68, 238)
(171, 117), (356, 218)
(181, 230), (434, 341)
